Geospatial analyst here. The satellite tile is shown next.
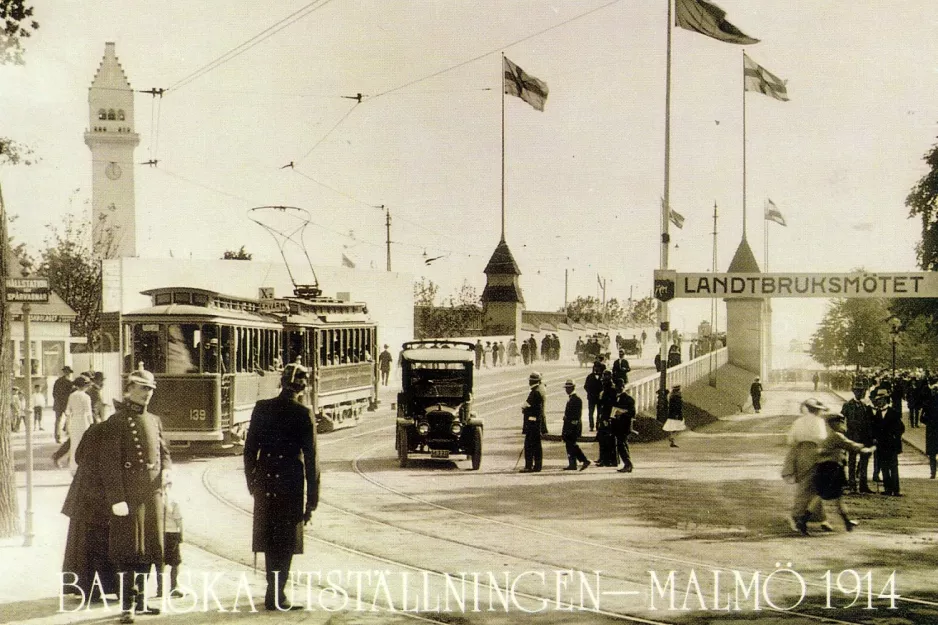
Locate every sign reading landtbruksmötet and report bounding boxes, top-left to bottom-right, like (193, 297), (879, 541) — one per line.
(653, 270), (938, 299)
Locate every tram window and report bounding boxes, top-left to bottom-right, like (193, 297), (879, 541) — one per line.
(173, 292), (192, 304)
(193, 293), (208, 306)
(250, 328), (260, 370)
(133, 324), (164, 373)
(155, 293), (172, 306)
(166, 324), (199, 374)
(201, 324), (220, 373)
(319, 331), (327, 367)
(220, 326), (233, 373)
(286, 330), (303, 365)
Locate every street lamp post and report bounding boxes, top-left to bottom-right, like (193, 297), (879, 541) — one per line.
(856, 342), (864, 374)
(887, 316), (902, 378)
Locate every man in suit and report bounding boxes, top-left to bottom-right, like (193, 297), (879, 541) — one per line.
(583, 363), (603, 432)
(561, 380), (590, 471)
(612, 349), (631, 386)
(842, 382), (874, 493)
(612, 378), (636, 473)
(244, 363), (319, 610)
(99, 369), (170, 624)
(52, 365), (74, 443)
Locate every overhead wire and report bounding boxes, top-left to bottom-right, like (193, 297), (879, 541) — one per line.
(167, 0), (335, 93)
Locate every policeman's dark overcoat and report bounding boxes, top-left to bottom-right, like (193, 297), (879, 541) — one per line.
(100, 400), (171, 564)
(522, 386), (545, 434)
(244, 392), (319, 555)
(562, 392), (583, 440)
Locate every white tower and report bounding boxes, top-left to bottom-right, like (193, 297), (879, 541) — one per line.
(84, 42), (139, 258)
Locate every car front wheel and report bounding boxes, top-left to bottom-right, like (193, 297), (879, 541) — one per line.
(398, 427), (409, 468)
(470, 427), (482, 471)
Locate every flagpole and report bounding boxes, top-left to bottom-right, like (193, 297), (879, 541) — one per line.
(501, 54), (506, 243)
(764, 199), (769, 272)
(709, 200), (718, 387)
(658, 0), (673, 404)
(741, 50), (747, 241)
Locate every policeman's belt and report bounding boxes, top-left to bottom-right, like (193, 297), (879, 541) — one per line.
(123, 462), (156, 471)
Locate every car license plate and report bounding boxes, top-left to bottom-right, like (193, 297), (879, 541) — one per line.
(431, 449), (450, 459)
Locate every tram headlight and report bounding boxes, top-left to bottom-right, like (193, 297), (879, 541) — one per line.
(417, 421), (430, 435)
(450, 421), (462, 436)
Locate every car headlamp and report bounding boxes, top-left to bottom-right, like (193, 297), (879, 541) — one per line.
(451, 421), (463, 435)
(417, 421), (430, 435)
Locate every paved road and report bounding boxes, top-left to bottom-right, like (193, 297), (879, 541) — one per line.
(6, 365), (938, 625)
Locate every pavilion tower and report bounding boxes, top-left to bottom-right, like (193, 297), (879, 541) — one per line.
(724, 236), (772, 379)
(481, 238), (524, 336)
(84, 42), (140, 258)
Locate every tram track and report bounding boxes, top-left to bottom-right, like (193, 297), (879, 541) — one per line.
(192, 366), (938, 624)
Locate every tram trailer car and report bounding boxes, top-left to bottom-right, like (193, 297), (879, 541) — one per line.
(121, 286), (378, 450)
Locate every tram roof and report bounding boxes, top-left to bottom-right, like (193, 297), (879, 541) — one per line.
(122, 303), (281, 326)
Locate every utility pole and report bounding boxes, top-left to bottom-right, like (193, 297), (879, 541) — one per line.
(564, 268), (569, 314)
(377, 205), (391, 272)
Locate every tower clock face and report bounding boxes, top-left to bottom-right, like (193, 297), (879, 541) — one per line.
(105, 162), (122, 180)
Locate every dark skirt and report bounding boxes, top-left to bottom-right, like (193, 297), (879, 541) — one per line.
(62, 520), (118, 597)
(813, 461), (845, 500)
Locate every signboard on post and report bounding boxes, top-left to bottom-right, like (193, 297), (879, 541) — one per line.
(661, 272), (938, 299)
(654, 270), (676, 302)
(6, 277), (50, 303)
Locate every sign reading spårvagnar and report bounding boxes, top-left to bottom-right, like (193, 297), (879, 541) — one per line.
(654, 271), (938, 299)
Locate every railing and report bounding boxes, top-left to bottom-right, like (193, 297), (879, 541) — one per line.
(628, 347), (728, 414)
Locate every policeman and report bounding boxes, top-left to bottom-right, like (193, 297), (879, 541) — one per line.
(244, 363), (320, 610)
(99, 369), (170, 624)
(842, 381), (874, 493)
(561, 380), (590, 471)
(521, 372), (545, 472)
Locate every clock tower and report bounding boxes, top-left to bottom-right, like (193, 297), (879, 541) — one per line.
(84, 42), (139, 258)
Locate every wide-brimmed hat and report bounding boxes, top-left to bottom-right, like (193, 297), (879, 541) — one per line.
(72, 375), (91, 388)
(563, 379), (575, 388)
(529, 371), (542, 383)
(826, 413), (846, 424)
(62, 366), (73, 374)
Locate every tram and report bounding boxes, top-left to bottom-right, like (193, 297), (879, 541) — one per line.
(121, 285), (378, 448)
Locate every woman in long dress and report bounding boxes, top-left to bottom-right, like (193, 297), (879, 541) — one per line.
(662, 385), (686, 448)
(65, 375), (94, 475)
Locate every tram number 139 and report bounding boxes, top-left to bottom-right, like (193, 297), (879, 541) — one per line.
(189, 408), (207, 421)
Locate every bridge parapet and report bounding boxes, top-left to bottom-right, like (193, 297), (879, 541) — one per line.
(628, 347), (728, 414)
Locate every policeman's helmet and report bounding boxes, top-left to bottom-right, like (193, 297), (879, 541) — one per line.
(127, 369), (157, 390)
(282, 363), (309, 391)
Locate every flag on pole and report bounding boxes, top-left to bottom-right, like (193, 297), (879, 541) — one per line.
(765, 199), (787, 226)
(503, 57), (549, 111)
(744, 53), (789, 102)
(669, 208), (686, 229)
(675, 0), (759, 45)
(341, 253), (356, 268)
(662, 197), (685, 229)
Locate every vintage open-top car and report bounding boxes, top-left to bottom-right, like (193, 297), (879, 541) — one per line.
(395, 340), (483, 469)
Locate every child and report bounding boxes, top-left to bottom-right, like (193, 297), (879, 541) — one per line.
(662, 385), (687, 448)
(32, 384), (46, 430)
(158, 483), (184, 599)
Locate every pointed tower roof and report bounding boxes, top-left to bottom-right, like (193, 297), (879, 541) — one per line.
(483, 238), (521, 276)
(90, 42), (132, 91)
(727, 237), (761, 273)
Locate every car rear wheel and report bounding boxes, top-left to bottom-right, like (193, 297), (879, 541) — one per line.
(398, 427), (409, 468)
(470, 426), (482, 471)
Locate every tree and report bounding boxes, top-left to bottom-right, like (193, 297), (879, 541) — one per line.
(413, 278), (482, 338)
(0, 0), (39, 537)
(809, 297), (893, 369)
(0, 0), (38, 65)
(562, 295), (629, 325)
(906, 142), (938, 272)
(37, 212), (105, 350)
(628, 296), (657, 326)
(222, 245), (252, 260)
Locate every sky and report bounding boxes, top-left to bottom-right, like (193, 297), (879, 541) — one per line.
(0, 0), (933, 347)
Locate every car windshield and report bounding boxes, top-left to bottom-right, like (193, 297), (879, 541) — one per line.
(410, 367), (466, 398)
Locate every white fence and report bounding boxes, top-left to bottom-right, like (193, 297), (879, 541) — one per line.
(628, 347), (728, 415)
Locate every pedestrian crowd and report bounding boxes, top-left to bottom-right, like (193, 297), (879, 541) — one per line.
(782, 368), (924, 537)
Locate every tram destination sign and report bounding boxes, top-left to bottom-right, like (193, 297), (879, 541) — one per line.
(654, 271), (938, 299)
(5, 277), (50, 303)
